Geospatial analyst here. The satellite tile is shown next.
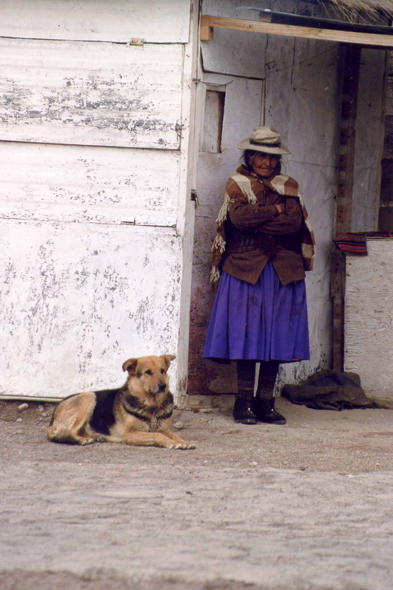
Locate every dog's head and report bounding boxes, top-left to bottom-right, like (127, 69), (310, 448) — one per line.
(122, 355), (176, 396)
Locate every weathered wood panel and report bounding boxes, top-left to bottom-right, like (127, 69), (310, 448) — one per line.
(345, 240), (393, 406)
(352, 49), (386, 232)
(0, 221), (182, 398)
(0, 39), (182, 149)
(0, 0), (191, 44)
(201, 0), (267, 78)
(0, 142), (180, 226)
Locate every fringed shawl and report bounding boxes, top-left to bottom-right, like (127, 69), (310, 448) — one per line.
(210, 168), (316, 284)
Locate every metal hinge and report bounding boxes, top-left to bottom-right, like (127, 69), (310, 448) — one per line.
(175, 122), (185, 140)
(128, 38), (144, 47)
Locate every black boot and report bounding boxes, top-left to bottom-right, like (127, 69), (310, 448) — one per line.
(255, 397), (286, 425)
(255, 361), (286, 425)
(233, 397), (257, 425)
(233, 360), (257, 424)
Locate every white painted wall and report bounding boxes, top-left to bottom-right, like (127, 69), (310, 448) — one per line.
(0, 0), (191, 44)
(0, 143), (180, 226)
(201, 0), (266, 78)
(264, 30), (340, 388)
(345, 240), (393, 407)
(0, 0), (195, 400)
(0, 222), (181, 397)
(352, 49), (386, 232)
(0, 39), (183, 150)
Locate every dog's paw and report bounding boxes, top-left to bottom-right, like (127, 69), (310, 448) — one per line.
(175, 441), (196, 450)
(93, 433), (107, 443)
(80, 437), (95, 445)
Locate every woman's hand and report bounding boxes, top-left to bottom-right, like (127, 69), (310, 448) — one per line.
(275, 203), (285, 215)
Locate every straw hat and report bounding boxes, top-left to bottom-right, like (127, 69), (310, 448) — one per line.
(238, 126), (291, 155)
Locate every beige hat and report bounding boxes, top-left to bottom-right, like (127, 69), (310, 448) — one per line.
(238, 126), (291, 155)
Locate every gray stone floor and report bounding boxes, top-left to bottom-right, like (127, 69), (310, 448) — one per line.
(0, 399), (392, 590)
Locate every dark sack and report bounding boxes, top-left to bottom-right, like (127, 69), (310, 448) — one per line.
(281, 370), (380, 410)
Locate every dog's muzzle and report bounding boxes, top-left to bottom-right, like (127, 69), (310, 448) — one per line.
(149, 382), (167, 395)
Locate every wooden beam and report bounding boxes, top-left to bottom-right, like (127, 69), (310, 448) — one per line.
(331, 249), (346, 372)
(331, 45), (361, 372)
(200, 15), (393, 48)
(200, 24), (214, 42)
(336, 45), (361, 235)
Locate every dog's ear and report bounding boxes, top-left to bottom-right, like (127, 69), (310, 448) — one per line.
(161, 354), (176, 370)
(122, 358), (138, 375)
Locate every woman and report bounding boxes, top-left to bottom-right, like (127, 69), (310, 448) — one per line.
(204, 126), (315, 425)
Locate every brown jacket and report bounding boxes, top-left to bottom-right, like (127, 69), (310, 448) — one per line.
(222, 171), (306, 286)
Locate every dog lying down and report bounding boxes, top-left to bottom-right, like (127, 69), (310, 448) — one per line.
(48, 355), (195, 450)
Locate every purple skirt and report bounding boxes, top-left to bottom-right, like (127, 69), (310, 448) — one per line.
(203, 262), (310, 362)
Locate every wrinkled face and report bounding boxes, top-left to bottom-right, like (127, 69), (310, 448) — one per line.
(250, 152), (280, 178)
(122, 355), (176, 396)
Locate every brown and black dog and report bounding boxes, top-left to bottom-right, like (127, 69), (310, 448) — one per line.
(47, 355), (195, 450)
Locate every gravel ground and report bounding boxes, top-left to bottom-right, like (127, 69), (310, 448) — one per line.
(0, 398), (392, 590)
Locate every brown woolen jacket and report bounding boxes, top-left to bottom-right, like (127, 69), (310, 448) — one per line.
(221, 174), (306, 286)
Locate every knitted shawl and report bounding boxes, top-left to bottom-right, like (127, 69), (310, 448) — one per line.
(210, 167), (316, 284)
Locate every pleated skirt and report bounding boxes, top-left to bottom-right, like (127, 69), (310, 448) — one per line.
(203, 262), (310, 362)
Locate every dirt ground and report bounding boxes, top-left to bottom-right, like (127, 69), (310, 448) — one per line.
(1, 398), (393, 590)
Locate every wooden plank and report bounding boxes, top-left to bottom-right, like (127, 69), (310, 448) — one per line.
(257, 8), (393, 36)
(201, 15), (393, 48)
(352, 49), (386, 232)
(200, 25), (214, 41)
(331, 248), (346, 372)
(331, 45), (361, 372)
(0, 221), (182, 399)
(336, 45), (361, 235)
(0, 0), (191, 44)
(0, 143), (180, 226)
(0, 39), (182, 150)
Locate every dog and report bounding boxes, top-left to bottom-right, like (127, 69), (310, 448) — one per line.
(47, 355), (195, 450)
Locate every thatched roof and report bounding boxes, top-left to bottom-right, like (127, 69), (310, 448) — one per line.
(321, 0), (393, 19)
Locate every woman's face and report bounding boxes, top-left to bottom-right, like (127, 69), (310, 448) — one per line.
(251, 152), (280, 178)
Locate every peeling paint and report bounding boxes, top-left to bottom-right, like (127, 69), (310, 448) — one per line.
(0, 142), (180, 226)
(0, 38), (183, 149)
(0, 222), (182, 398)
(0, 0), (191, 44)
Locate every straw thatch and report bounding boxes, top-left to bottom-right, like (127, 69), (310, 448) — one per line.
(322, 0), (393, 18)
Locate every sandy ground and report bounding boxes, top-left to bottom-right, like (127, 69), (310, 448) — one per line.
(0, 398), (393, 590)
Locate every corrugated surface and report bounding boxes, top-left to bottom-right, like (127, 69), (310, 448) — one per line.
(345, 240), (393, 406)
(0, 221), (182, 398)
(0, 38), (182, 149)
(0, 0), (190, 44)
(0, 142), (180, 226)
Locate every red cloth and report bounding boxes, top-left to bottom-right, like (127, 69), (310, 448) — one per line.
(334, 232), (393, 255)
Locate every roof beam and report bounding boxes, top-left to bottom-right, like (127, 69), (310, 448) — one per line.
(200, 14), (393, 48)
